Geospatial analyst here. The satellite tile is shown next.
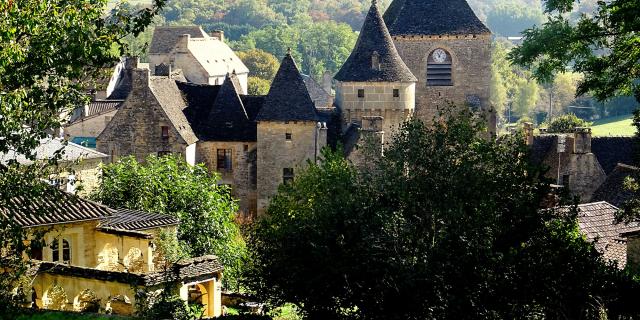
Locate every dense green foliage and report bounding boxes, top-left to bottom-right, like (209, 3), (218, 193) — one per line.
(510, 0), (640, 104)
(247, 110), (640, 319)
(91, 155), (246, 288)
(545, 113), (592, 133)
(0, 0), (163, 315)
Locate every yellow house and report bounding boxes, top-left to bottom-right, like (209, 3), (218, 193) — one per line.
(7, 189), (223, 317)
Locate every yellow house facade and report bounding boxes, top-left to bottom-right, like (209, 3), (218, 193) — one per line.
(8, 189), (223, 317)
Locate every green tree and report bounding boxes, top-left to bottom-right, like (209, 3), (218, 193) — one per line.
(0, 0), (164, 315)
(247, 110), (639, 319)
(91, 155), (246, 288)
(237, 49), (280, 80)
(247, 76), (272, 95)
(512, 77), (540, 117)
(509, 0), (640, 104)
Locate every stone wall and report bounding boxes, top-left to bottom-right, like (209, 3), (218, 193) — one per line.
(392, 34), (494, 133)
(335, 81), (415, 136)
(257, 121), (326, 215)
(196, 141), (258, 217)
(96, 70), (188, 163)
(64, 109), (117, 139)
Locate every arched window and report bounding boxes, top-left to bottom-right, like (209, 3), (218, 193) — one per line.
(427, 48), (453, 86)
(51, 238), (71, 264)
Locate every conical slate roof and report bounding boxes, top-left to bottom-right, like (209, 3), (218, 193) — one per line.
(198, 72), (256, 141)
(255, 53), (318, 122)
(334, 1), (416, 83)
(383, 0), (491, 36)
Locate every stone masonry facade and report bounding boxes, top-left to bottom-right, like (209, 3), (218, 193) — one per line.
(392, 34), (494, 133)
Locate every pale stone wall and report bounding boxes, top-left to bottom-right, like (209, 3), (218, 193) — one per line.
(627, 237), (640, 272)
(96, 70), (189, 163)
(196, 141), (258, 217)
(335, 81), (415, 136)
(64, 109), (117, 139)
(257, 121), (326, 215)
(392, 34), (494, 133)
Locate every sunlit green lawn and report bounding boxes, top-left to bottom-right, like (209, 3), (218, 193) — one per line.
(591, 114), (635, 136)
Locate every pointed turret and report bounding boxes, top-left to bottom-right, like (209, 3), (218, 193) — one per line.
(383, 0), (490, 36)
(255, 52), (318, 122)
(334, 0), (416, 83)
(199, 72), (255, 141)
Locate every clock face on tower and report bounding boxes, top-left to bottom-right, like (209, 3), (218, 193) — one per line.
(432, 49), (448, 63)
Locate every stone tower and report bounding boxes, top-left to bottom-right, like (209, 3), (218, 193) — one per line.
(255, 52), (326, 215)
(383, 0), (495, 134)
(334, 0), (417, 137)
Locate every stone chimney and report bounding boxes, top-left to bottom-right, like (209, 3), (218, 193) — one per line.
(124, 56), (139, 70)
(131, 68), (150, 91)
(176, 34), (190, 53)
(522, 122), (534, 146)
(211, 30), (225, 42)
(573, 127), (592, 154)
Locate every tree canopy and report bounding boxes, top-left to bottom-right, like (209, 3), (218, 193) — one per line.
(91, 155), (246, 288)
(509, 0), (640, 103)
(246, 110), (640, 319)
(0, 0), (164, 314)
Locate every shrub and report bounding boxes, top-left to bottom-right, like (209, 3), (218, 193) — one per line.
(545, 113), (592, 133)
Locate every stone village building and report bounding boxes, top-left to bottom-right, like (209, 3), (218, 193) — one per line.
(95, 0), (495, 217)
(5, 187), (224, 317)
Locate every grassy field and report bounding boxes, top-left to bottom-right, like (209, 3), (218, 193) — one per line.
(591, 114), (636, 137)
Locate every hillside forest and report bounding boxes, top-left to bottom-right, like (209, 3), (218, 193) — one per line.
(113, 0), (637, 129)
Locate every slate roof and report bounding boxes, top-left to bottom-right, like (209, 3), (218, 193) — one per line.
(87, 100), (123, 117)
(575, 201), (640, 267)
(0, 138), (108, 165)
(2, 188), (114, 228)
(99, 208), (179, 231)
(148, 76), (199, 145)
(33, 255), (223, 283)
(383, 0), (491, 36)
(256, 53), (319, 122)
(301, 74), (333, 108)
(335, 1), (416, 83)
(198, 73), (257, 141)
(149, 26), (208, 55)
(591, 137), (637, 174)
(240, 95), (265, 121)
(529, 135), (556, 166)
(591, 163), (639, 207)
(177, 81), (221, 129)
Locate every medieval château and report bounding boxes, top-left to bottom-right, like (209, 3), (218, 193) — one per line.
(65, 0), (496, 217)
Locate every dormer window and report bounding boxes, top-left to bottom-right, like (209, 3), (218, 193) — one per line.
(371, 51), (380, 71)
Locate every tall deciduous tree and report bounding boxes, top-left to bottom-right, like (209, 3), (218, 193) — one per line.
(91, 155), (246, 288)
(247, 110), (639, 319)
(0, 0), (164, 314)
(509, 0), (640, 103)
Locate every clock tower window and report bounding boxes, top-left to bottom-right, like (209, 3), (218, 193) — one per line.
(427, 48), (453, 86)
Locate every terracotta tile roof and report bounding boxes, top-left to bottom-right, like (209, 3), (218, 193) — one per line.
(149, 76), (198, 145)
(256, 53), (319, 122)
(335, 1), (416, 83)
(33, 255), (223, 283)
(383, 0), (491, 36)
(575, 201), (640, 267)
(149, 26), (208, 55)
(591, 137), (637, 174)
(2, 188), (114, 227)
(99, 208), (179, 231)
(591, 163), (639, 206)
